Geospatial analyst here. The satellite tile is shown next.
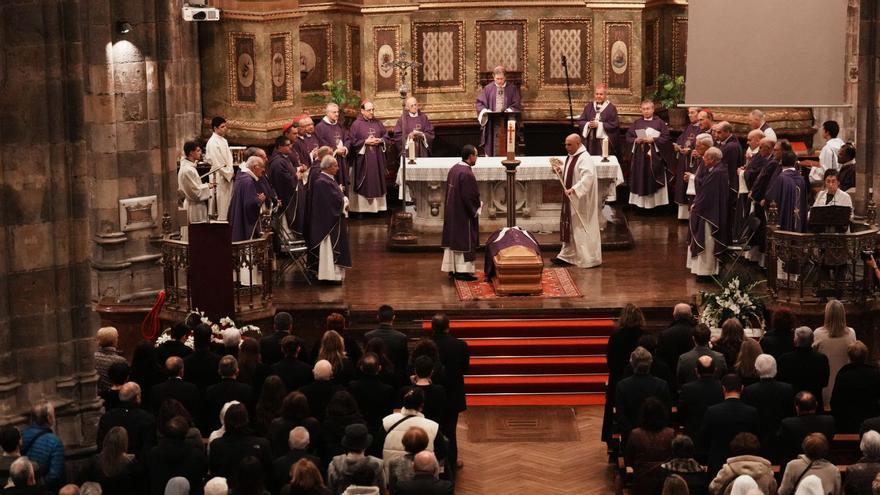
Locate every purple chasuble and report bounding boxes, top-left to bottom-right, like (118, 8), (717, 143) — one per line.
(560, 151), (585, 243)
(313, 119), (351, 188)
(484, 227), (542, 281)
(718, 135), (744, 194)
(393, 112), (435, 158)
(475, 82), (522, 156)
(576, 101), (620, 156)
(349, 115), (389, 199)
(673, 123), (701, 205)
(743, 153), (769, 191)
(750, 159), (780, 204)
(441, 162), (481, 262)
(268, 151), (305, 234)
(306, 172), (351, 267)
(293, 134), (320, 172)
(765, 168), (808, 232)
(626, 117), (671, 196)
(228, 172), (263, 242)
(688, 163), (730, 257)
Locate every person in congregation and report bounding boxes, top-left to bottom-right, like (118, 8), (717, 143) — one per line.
(204, 116), (235, 222)
(699, 374), (760, 478)
(741, 354), (794, 462)
(843, 430), (880, 495)
(708, 432), (777, 495)
(830, 340), (880, 433)
(837, 142), (856, 192)
(393, 451), (453, 495)
(805, 120), (844, 190)
(657, 303), (696, 377)
(551, 134), (602, 268)
(306, 156), (351, 284)
(314, 103), (350, 189)
(765, 151), (808, 232)
(177, 140), (213, 225)
(747, 109), (777, 142)
(778, 433), (841, 495)
(624, 397), (675, 495)
(228, 155), (270, 242)
(441, 144), (481, 281)
(21, 402), (66, 491)
(778, 391), (836, 465)
(659, 436), (708, 495)
(349, 100), (389, 213)
(577, 83), (620, 156)
(686, 147), (728, 279)
(813, 299), (857, 411)
(812, 169), (852, 209)
(475, 66), (522, 157)
(268, 135), (305, 237)
(293, 116), (320, 168)
(614, 347), (672, 442)
(394, 97), (435, 158)
(673, 107), (702, 220)
(94, 327), (128, 393)
(677, 356), (723, 446)
(627, 100), (671, 209)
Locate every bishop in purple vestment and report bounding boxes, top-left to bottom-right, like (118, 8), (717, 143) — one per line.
(765, 151), (808, 233)
(687, 147), (729, 277)
(475, 67), (522, 157)
(627, 101), (671, 209)
(313, 103), (351, 188)
(394, 97), (435, 158)
(349, 101), (389, 213)
(307, 156), (351, 281)
(267, 136), (306, 236)
(228, 156), (269, 242)
(673, 108), (702, 218)
(576, 84), (620, 156)
(713, 122), (744, 199)
(441, 145), (481, 280)
(294, 116), (320, 169)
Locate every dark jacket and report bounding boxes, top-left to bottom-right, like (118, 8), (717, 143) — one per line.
(204, 379), (254, 432)
(364, 325), (409, 385)
(347, 376), (395, 432)
(741, 378), (795, 461)
(677, 376), (724, 441)
(155, 340), (193, 366)
(183, 348), (222, 393)
(80, 457), (144, 495)
(777, 348), (830, 408)
(758, 329), (794, 361)
(149, 378), (201, 419)
(676, 346), (727, 388)
(698, 398), (759, 475)
(273, 449), (321, 489)
(658, 318), (695, 378)
(268, 417), (322, 458)
(431, 333), (470, 414)
(96, 403), (157, 459)
(260, 329), (290, 368)
(830, 362), (880, 433)
(615, 374), (672, 435)
(300, 381), (343, 422)
(272, 357), (314, 393)
(394, 473), (454, 495)
(778, 413), (836, 465)
(147, 437), (208, 495)
(208, 432), (273, 482)
(844, 458), (880, 495)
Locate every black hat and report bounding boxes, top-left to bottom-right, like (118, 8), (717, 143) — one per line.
(341, 423), (372, 452)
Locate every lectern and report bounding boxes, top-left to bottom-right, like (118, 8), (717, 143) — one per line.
(188, 223), (234, 321)
(484, 111), (521, 157)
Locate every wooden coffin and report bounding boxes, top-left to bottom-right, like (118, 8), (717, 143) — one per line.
(492, 245), (543, 295)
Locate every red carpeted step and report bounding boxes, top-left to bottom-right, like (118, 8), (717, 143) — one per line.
(469, 355), (607, 375)
(465, 337), (608, 356)
(465, 374), (607, 394)
(422, 318), (616, 338)
(466, 393), (605, 407)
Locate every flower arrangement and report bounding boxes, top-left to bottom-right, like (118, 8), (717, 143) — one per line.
(154, 311), (262, 349)
(699, 276), (766, 329)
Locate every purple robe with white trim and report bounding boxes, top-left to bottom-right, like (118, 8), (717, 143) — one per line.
(673, 123), (701, 206)
(765, 168), (808, 232)
(688, 163), (729, 257)
(267, 150), (304, 234)
(228, 172), (263, 242)
(306, 172), (351, 268)
(475, 82), (522, 156)
(293, 134), (320, 171)
(313, 119), (351, 188)
(349, 115), (388, 199)
(627, 117), (671, 197)
(442, 162), (481, 262)
(393, 112), (435, 157)
(576, 101), (620, 156)
(718, 135), (744, 194)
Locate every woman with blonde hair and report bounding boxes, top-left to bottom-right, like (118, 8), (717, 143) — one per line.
(318, 330), (354, 384)
(81, 426), (140, 492)
(735, 338), (763, 387)
(813, 300), (856, 410)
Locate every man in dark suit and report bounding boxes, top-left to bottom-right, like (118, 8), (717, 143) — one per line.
(698, 374), (759, 475)
(830, 340), (880, 433)
(615, 347), (672, 439)
(429, 313), (469, 470)
(778, 391), (836, 464)
(147, 416), (208, 495)
(271, 335), (313, 393)
(777, 326), (830, 410)
(658, 303), (696, 380)
(155, 323), (193, 366)
(96, 382), (156, 459)
(272, 426), (321, 489)
(676, 324), (727, 388)
(203, 355), (254, 433)
(150, 357), (200, 419)
(394, 451), (454, 495)
(183, 324), (221, 393)
(363, 305), (409, 385)
(299, 360), (342, 422)
(261, 312), (292, 368)
(347, 354), (395, 447)
(678, 355), (723, 441)
(741, 354), (795, 462)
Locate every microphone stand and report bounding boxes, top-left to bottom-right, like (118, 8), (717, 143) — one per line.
(561, 55), (576, 131)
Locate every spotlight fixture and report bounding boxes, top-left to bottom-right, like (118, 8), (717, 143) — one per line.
(117, 22), (132, 35)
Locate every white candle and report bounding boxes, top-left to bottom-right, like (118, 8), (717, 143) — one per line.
(506, 119), (516, 156)
(407, 137), (416, 161)
(602, 137), (609, 159)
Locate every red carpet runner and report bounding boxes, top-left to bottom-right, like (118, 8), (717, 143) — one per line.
(422, 318), (615, 407)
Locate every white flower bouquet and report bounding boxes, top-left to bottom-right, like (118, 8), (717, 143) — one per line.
(699, 275), (766, 329)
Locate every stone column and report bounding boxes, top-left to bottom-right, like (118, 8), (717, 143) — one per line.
(857, 0), (879, 213)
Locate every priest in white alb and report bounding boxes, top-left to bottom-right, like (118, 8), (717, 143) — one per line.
(551, 134), (602, 268)
(204, 116), (235, 221)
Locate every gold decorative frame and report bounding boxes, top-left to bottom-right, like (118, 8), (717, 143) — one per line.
(603, 21), (633, 95)
(412, 20), (466, 94)
(672, 17), (688, 78)
(270, 32), (294, 107)
(345, 25), (362, 92)
(228, 32), (257, 107)
(299, 23), (333, 93)
(644, 18), (660, 91)
(538, 18), (592, 89)
(374, 25), (402, 97)
(475, 19), (529, 89)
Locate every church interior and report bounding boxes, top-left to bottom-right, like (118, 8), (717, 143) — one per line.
(2, 0), (880, 493)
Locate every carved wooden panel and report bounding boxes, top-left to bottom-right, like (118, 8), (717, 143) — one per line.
(604, 21), (632, 95)
(346, 25), (362, 92)
(300, 24), (333, 93)
(270, 32), (293, 106)
(374, 25), (401, 96)
(228, 32), (256, 106)
(412, 21), (465, 93)
(672, 17), (688, 78)
(477, 20), (528, 87)
(539, 19), (592, 89)
(644, 18), (659, 90)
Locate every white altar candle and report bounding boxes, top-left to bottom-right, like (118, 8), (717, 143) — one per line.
(507, 119), (516, 158)
(407, 137), (416, 161)
(602, 137), (609, 159)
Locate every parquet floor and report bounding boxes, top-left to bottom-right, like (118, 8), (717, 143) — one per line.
(454, 405), (615, 494)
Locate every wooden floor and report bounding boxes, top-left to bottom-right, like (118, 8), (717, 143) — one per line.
(276, 210), (725, 313)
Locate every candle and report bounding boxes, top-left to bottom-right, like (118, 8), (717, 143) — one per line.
(602, 137), (609, 159)
(408, 137), (416, 161)
(506, 119), (516, 159)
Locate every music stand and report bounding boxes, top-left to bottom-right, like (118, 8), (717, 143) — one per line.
(808, 205), (851, 233)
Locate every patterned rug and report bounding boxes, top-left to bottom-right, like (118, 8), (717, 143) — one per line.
(467, 407), (580, 442)
(454, 268), (582, 301)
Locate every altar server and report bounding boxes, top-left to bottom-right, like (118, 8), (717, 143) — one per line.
(177, 140), (211, 224)
(204, 116), (235, 221)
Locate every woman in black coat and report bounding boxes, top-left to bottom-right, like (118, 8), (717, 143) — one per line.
(602, 303), (646, 442)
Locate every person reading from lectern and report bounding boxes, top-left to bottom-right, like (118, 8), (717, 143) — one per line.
(551, 134), (602, 269)
(349, 100), (389, 213)
(812, 169), (852, 209)
(476, 66), (522, 156)
(441, 145), (481, 282)
(687, 147), (728, 280)
(204, 116), (234, 222)
(394, 97), (435, 158)
(177, 140), (213, 225)
(576, 84), (619, 156)
(627, 100), (671, 209)
(314, 103), (350, 189)
(228, 156), (269, 242)
(307, 156), (351, 284)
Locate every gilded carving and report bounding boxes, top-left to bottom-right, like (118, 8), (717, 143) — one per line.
(270, 32), (293, 107)
(604, 21), (633, 95)
(346, 25), (362, 92)
(228, 32), (257, 106)
(539, 18), (592, 89)
(412, 21), (465, 93)
(672, 17), (688, 78)
(300, 24), (333, 93)
(476, 20), (528, 88)
(374, 26), (401, 96)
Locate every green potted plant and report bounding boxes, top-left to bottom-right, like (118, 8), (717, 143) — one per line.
(648, 74), (686, 127)
(308, 79), (361, 124)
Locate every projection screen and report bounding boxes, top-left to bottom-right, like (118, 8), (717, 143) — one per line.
(684, 0), (848, 107)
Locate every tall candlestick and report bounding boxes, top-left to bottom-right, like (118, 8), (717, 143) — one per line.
(506, 119), (516, 161)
